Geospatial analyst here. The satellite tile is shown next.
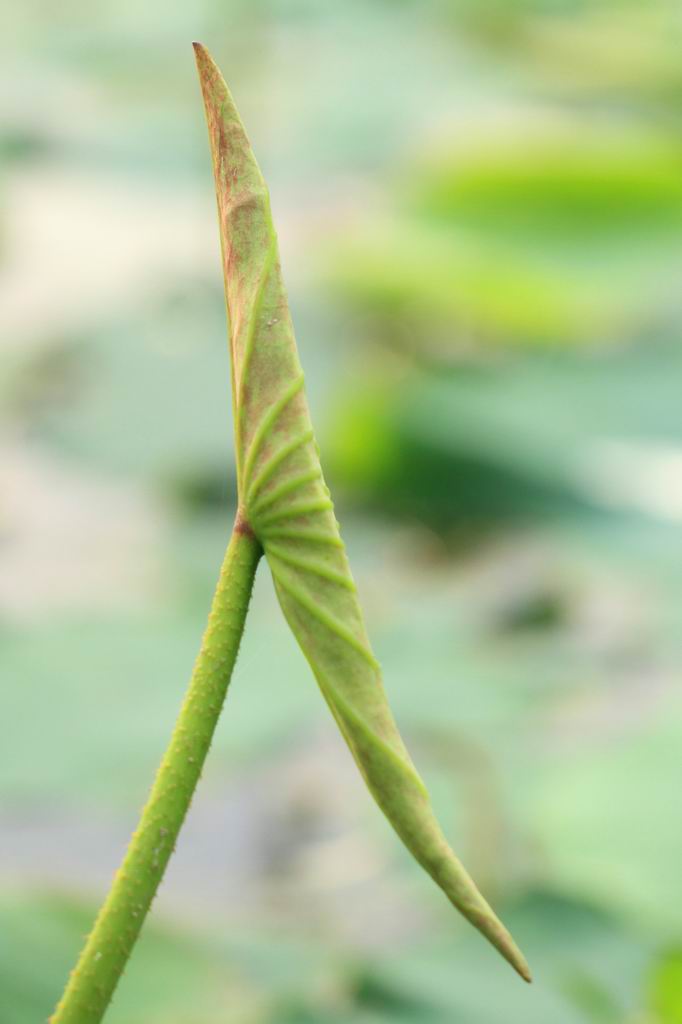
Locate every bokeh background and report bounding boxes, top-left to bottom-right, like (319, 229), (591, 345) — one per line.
(2, 2), (682, 1021)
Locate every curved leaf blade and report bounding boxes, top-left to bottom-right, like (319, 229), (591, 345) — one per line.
(194, 41), (531, 984)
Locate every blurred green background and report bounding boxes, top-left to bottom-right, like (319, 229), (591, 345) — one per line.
(2, 1), (682, 1021)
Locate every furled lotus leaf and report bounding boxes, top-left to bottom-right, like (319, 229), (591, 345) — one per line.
(194, 42), (530, 982)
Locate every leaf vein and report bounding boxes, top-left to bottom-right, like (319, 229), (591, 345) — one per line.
(237, 235), (277, 469)
(266, 543), (356, 590)
(246, 429), (314, 506)
(241, 374), (305, 493)
(251, 468), (322, 517)
(269, 565), (378, 667)
(258, 498), (333, 529)
(262, 527), (344, 547)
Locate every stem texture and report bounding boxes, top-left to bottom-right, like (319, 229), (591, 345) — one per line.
(51, 521), (262, 1024)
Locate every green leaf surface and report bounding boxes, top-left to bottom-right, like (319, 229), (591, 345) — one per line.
(194, 43), (530, 980)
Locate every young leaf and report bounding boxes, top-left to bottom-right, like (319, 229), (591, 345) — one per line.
(194, 42), (531, 983)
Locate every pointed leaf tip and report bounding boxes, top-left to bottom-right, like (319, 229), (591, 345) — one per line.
(511, 950), (532, 984)
(192, 42), (223, 91)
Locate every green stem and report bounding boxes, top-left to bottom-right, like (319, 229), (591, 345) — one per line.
(50, 518), (262, 1024)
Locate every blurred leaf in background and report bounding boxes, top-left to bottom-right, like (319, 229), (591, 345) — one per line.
(326, 129), (682, 349)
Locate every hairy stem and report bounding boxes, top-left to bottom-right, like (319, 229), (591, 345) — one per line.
(50, 518), (262, 1024)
